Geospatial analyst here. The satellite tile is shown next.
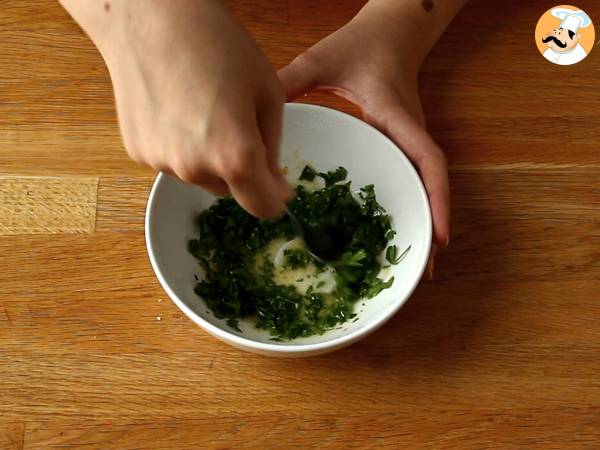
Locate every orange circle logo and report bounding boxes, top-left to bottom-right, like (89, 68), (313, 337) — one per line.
(535, 5), (595, 65)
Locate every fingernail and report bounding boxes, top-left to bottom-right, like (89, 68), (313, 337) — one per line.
(444, 235), (450, 247)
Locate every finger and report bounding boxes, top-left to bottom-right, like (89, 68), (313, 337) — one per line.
(422, 245), (438, 282)
(256, 93), (284, 172)
(171, 164), (231, 197)
(223, 148), (288, 218)
(215, 112), (290, 218)
(376, 105), (451, 247)
(278, 54), (322, 101)
(187, 174), (230, 198)
(418, 147), (450, 247)
(256, 93), (294, 201)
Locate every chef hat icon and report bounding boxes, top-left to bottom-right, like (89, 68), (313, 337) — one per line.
(551, 7), (592, 33)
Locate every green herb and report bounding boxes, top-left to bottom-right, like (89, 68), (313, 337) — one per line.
(385, 245), (412, 265)
(299, 165), (318, 181)
(282, 248), (313, 270)
(385, 245), (399, 264)
(189, 166), (405, 340)
(337, 249), (367, 268)
(318, 166), (348, 186)
(299, 164), (348, 186)
(364, 276), (395, 298)
(226, 318), (241, 331)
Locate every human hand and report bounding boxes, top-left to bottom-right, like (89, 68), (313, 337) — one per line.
(279, 9), (451, 278)
(61, 0), (292, 218)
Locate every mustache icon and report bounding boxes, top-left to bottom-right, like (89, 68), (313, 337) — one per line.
(542, 35), (568, 48)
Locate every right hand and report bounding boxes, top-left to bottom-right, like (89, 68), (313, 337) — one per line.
(91, 0), (293, 217)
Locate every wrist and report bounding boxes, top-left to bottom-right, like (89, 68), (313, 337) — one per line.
(59, 0), (129, 65)
(350, 0), (467, 69)
(348, 6), (425, 74)
(345, 12), (423, 79)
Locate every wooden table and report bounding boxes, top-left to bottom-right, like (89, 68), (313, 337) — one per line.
(1, 1), (599, 448)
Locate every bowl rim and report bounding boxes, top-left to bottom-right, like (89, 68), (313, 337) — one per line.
(145, 102), (432, 354)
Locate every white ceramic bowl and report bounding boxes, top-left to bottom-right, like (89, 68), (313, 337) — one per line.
(145, 103), (431, 357)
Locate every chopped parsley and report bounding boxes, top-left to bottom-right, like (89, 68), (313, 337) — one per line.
(299, 165), (348, 186)
(189, 165), (405, 340)
(282, 248), (313, 270)
(385, 245), (411, 265)
(299, 165), (318, 181)
(318, 166), (348, 187)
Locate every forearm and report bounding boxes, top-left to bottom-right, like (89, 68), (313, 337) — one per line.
(58, 0), (228, 61)
(351, 0), (468, 67)
(58, 0), (123, 55)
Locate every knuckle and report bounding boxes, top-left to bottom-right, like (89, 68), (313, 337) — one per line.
(223, 162), (247, 184)
(139, 150), (159, 166)
(176, 169), (197, 184)
(219, 149), (256, 184)
(173, 162), (213, 186)
(127, 149), (146, 165)
(172, 158), (199, 184)
(177, 166), (204, 184)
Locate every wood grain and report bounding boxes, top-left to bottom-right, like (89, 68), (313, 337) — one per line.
(1, 0), (599, 448)
(21, 411), (600, 449)
(0, 177), (98, 234)
(0, 423), (25, 450)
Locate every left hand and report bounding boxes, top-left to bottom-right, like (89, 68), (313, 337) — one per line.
(278, 17), (450, 279)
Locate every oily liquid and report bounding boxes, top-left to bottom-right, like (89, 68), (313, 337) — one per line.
(259, 237), (337, 296)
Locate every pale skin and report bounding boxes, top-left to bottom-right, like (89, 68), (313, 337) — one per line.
(59, 0), (467, 278)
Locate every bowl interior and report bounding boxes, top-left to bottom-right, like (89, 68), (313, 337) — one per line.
(146, 103), (431, 348)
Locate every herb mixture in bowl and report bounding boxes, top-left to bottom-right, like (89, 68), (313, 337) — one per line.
(188, 165), (409, 340)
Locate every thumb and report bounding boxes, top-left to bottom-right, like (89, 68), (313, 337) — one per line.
(256, 96), (294, 202)
(278, 54), (322, 101)
(369, 103), (450, 247)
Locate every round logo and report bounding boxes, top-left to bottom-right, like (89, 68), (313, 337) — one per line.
(535, 5), (595, 66)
